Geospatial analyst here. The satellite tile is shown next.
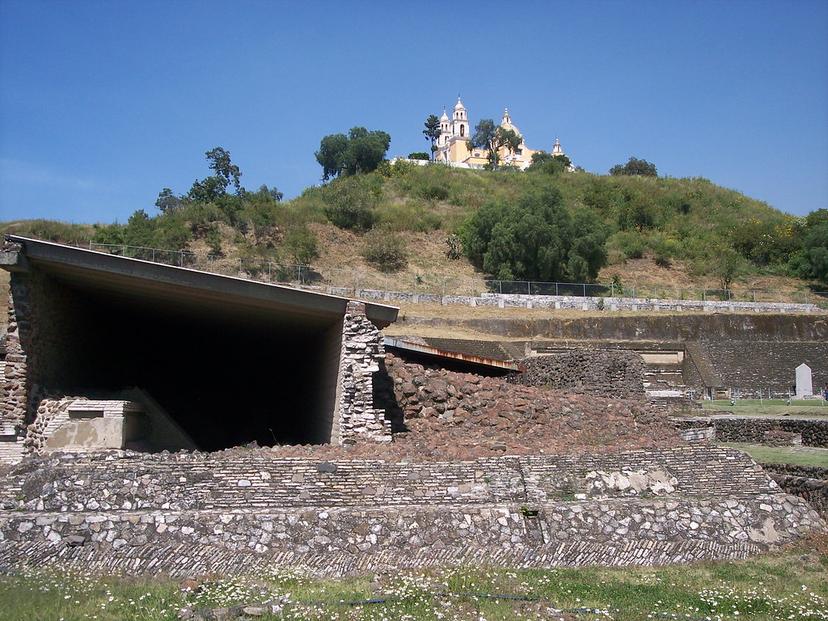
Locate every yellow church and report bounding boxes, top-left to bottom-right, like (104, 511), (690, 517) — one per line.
(433, 97), (568, 170)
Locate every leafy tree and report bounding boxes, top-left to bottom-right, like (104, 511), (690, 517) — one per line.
(712, 244), (746, 291)
(316, 133), (349, 181)
(315, 128), (391, 180)
(205, 147), (242, 192)
(470, 119), (500, 169)
(527, 152), (571, 175)
(187, 176), (226, 202)
(284, 226), (319, 265)
(789, 210), (828, 284)
(470, 120), (524, 169)
(256, 184), (283, 202)
(422, 114), (441, 160)
(460, 187), (607, 281)
(610, 157), (658, 177)
(408, 152), (430, 161)
(122, 210), (155, 248)
(341, 127), (391, 176)
(155, 188), (181, 213)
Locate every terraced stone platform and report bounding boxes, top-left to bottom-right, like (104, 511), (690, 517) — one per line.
(0, 446), (824, 577)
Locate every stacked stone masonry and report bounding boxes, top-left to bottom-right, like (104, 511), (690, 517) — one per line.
(0, 446), (824, 577)
(337, 301), (391, 444)
(700, 340), (828, 397)
(761, 464), (828, 517)
(677, 417), (828, 448)
(324, 287), (819, 314)
(508, 351), (645, 397)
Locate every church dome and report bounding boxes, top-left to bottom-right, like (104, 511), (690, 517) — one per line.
(454, 97), (465, 111)
(440, 109), (449, 121)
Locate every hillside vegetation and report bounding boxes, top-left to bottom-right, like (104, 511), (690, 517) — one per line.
(2, 155), (826, 303)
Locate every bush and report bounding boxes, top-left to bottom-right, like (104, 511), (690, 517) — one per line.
(284, 226), (320, 265)
(206, 226), (222, 256)
(444, 234), (462, 260)
(361, 230), (408, 272)
(407, 152), (430, 161)
(419, 184), (450, 201)
(460, 187), (608, 281)
(322, 179), (378, 232)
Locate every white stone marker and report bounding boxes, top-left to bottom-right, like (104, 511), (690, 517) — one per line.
(795, 363), (813, 399)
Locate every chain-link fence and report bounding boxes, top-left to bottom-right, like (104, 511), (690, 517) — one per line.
(84, 242), (828, 307)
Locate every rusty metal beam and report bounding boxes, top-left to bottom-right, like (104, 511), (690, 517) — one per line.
(383, 337), (520, 371)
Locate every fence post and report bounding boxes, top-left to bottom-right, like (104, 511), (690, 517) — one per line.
(555, 282), (559, 296)
(498, 280), (502, 295)
(582, 283), (586, 297)
(527, 281), (531, 295)
(179, 251), (183, 267)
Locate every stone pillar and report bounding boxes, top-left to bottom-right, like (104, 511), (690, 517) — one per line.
(336, 301), (391, 444)
(1, 271), (33, 436)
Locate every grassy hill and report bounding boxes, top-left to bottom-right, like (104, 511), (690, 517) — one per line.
(1, 162), (825, 305)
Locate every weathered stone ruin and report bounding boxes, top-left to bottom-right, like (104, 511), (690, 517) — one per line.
(507, 349), (645, 397)
(0, 234), (826, 579)
(0, 238), (396, 463)
(0, 446), (823, 577)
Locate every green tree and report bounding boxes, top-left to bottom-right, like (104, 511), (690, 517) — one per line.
(315, 128), (391, 180)
(122, 210), (155, 248)
(610, 157), (658, 177)
(205, 147), (242, 192)
(284, 226), (320, 265)
(155, 188), (181, 213)
(711, 244), (746, 291)
(789, 212), (828, 284)
(460, 187), (608, 281)
(315, 133), (349, 181)
(341, 127), (391, 176)
(422, 114), (441, 160)
(471, 119), (500, 168)
(527, 152), (571, 175)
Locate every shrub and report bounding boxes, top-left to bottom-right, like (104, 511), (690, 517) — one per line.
(284, 226), (320, 265)
(407, 152), (430, 161)
(654, 253), (671, 268)
(206, 226), (222, 257)
(419, 184), (450, 201)
(361, 230), (408, 272)
(444, 234), (462, 260)
(460, 187), (608, 281)
(322, 179), (378, 232)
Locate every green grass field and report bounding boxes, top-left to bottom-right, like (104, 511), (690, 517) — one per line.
(701, 400), (828, 418)
(718, 442), (828, 468)
(2, 541), (827, 620)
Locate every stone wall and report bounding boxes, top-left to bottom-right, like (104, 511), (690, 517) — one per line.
(326, 286), (819, 315)
(0, 446), (781, 513)
(382, 352), (652, 425)
(762, 464), (828, 516)
(336, 301), (391, 444)
(700, 341), (828, 397)
(0, 446), (824, 577)
(508, 350), (644, 397)
(396, 312), (828, 342)
(694, 417), (828, 448)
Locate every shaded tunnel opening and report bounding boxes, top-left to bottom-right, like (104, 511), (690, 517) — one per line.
(26, 271), (344, 451)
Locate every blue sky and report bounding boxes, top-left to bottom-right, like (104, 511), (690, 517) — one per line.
(1, 0), (826, 223)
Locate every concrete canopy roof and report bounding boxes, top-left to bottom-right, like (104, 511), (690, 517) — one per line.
(3, 235), (399, 328)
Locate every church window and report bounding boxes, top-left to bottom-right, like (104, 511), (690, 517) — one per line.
(460, 124), (465, 137)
